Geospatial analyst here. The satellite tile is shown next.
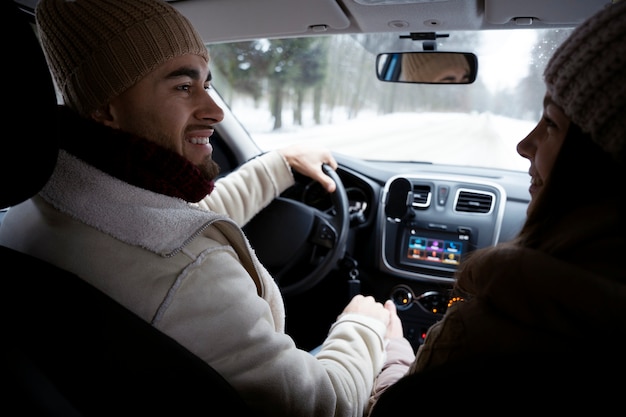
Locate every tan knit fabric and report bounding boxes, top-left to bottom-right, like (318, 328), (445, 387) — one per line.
(36, 0), (209, 117)
(544, 0), (626, 163)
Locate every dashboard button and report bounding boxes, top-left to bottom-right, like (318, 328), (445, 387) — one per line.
(437, 185), (449, 205)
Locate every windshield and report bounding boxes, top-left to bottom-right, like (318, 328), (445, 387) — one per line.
(208, 28), (573, 172)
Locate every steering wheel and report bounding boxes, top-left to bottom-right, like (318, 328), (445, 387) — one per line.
(243, 164), (349, 297)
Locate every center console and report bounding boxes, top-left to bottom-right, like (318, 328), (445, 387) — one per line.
(377, 174), (507, 348)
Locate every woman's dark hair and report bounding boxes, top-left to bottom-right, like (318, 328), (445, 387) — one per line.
(515, 123), (624, 250)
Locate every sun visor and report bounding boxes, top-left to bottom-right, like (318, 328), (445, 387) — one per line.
(173, 0), (350, 43)
(485, 0), (611, 25)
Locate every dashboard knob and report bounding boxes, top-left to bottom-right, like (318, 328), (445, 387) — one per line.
(391, 285), (414, 310)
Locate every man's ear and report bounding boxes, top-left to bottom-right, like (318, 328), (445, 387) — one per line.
(90, 106), (115, 126)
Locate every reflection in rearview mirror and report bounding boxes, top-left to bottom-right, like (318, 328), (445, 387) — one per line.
(376, 52), (478, 84)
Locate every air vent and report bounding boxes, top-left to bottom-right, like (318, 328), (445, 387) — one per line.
(411, 184), (431, 208)
(454, 189), (494, 214)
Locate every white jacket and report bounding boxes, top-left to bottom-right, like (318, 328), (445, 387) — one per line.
(0, 149), (387, 417)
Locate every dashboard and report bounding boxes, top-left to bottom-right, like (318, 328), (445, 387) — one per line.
(327, 154), (530, 349)
(379, 173), (506, 284)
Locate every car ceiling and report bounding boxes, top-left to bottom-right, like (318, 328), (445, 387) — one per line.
(167, 0), (611, 43)
(15, 0), (612, 42)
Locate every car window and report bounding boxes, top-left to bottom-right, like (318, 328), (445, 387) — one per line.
(208, 28), (573, 172)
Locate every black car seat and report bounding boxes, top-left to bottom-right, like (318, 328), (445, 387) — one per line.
(2, 2), (258, 415)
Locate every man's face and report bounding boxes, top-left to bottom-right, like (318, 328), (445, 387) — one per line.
(101, 54), (225, 181)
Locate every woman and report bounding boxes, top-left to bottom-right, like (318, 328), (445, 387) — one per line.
(367, 1), (626, 413)
(408, 0), (626, 374)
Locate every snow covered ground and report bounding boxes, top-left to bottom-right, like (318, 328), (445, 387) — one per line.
(232, 106), (534, 173)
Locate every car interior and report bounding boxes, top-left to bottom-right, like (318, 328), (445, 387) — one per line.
(4, 0), (624, 414)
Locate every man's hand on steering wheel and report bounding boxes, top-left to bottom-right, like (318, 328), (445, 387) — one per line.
(243, 147), (349, 297)
(278, 144), (338, 193)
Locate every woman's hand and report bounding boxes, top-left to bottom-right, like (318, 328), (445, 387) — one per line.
(383, 300), (404, 339)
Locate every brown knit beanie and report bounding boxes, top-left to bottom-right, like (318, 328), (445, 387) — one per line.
(544, 0), (626, 163)
(36, 0), (209, 118)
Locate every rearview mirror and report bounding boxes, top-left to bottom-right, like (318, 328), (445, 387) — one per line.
(376, 52), (478, 84)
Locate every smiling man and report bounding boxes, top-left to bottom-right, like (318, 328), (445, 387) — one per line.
(0, 1), (414, 416)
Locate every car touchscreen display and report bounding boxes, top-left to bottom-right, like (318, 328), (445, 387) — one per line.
(404, 235), (465, 267)
(397, 226), (474, 275)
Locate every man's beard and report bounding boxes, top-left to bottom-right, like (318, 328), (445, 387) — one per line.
(197, 155), (221, 182)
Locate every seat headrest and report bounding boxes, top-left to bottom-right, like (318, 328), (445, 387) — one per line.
(1, 1), (59, 209)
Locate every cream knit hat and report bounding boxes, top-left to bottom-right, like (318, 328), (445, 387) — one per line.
(544, 0), (626, 163)
(36, 0), (209, 117)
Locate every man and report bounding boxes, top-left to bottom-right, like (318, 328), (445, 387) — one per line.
(0, 0), (414, 416)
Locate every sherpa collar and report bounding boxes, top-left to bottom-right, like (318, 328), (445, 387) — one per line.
(40, 150), (230, 256)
